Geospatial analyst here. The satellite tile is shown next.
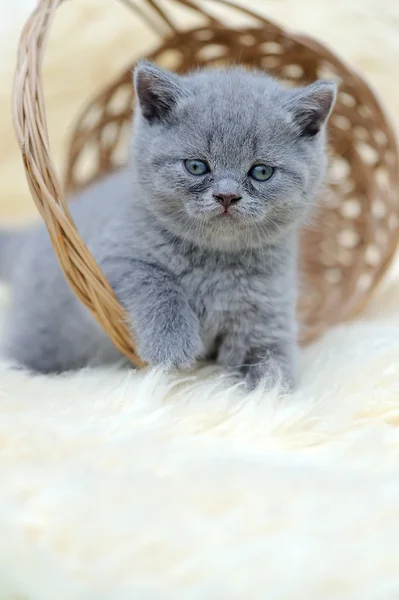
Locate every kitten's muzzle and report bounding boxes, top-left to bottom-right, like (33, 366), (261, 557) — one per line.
(213, 192), (242, 211)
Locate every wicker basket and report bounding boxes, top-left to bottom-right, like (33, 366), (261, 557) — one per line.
(13, 0), (399, 367)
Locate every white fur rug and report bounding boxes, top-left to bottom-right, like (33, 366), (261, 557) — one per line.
(2, 279), (399, 598)
(1, 0), (399, 598)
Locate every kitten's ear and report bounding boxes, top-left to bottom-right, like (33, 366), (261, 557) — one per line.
(134, 61), (187, 123)
(285, 80), (337, 137)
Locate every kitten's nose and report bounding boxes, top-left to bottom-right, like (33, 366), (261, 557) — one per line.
(213, 193), (242, 210)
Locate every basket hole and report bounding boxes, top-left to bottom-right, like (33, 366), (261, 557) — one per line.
(325, 268), (342, 284)
(328, 157), (350, 183)
(340, 198), (361, 219)
(325, 192), (342, 210)
(338, 229), (360, 249)
(357, 272), (373, 291)
(341, 179), (356, 193)
(156, 49), (183, 70)
(261, 41), (282, 54)
(240, 33), (257, 46)
(375, 166), (390, 189)
(372, 199), (387, 219)
(282, 79), (298, 89)
(73, 143), (99, 185)
(320, 238), (336, 257)
(338, 249), (354, 266)
(373, 129), (388, 146)
(356, 141), (379, 165)
(195, 29), (215, 41)
(358, 105), (373, 119)
(353, 126), (370, 142)
(331, 115), (351, 130)
(197, 44), (227, 61)
(261, 56), (280, 70)
(339, 91), (356, 107)
(107, 85), (133, 116)
(211, 57), (232, 68)
(282, 64), (304, 79)
(365, 244), (382, 266)
(80, 106), (103, 130)
(318, 63), (339, 81)
(101, 122), (119, 148)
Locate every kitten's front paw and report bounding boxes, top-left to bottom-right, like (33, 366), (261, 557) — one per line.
(134, 309), (203, 370)
(243, 364), (295, 392)
(241, 348), (297, 392)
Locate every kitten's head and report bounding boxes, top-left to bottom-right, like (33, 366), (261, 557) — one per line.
(131, 61), (336, 251)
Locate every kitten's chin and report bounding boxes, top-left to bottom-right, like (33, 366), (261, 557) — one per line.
(187, 215), (287, 252)
(149, 208), (291, 252)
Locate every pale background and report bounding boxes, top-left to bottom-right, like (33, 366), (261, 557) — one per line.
(0, 0), (398, 221)
(2, 3), (399, 595)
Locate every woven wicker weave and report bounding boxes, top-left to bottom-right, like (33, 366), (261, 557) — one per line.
(13, 0), (399, 365)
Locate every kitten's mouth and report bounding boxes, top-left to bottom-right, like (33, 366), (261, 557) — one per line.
(202, 207), (241, 224)
(214, 208), (236, 219)
(214, 212), (235, 221)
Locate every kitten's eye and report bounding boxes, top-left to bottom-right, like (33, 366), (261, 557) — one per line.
(249, 164), (274, 182)
(184, 159), (210, 176)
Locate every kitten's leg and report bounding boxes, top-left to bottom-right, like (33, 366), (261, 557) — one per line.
(102, 258), (203, 369)
(241, 339), (297, 391)
(217, 318), (297, 391)
(3, 283), (109, 373)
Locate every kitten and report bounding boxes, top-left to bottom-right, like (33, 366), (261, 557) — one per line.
(0, 62), (336, 389)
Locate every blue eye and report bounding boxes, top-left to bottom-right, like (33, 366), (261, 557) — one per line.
(184, 159), (210, 176)
(249, 164), (274, 182)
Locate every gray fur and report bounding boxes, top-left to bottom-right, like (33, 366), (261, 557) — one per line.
(0, 63), (336, 388)
(0, 229), (26, 281)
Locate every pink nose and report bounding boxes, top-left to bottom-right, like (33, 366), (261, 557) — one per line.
(213, 193), (242, 210)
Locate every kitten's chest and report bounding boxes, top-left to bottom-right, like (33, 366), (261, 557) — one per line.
(177, 252), (266, 319)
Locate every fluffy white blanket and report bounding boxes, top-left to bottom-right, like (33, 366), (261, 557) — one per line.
(1, 278), (399, 598)
(1, 0), (399, 597)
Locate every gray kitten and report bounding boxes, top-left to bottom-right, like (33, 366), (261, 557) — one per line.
(0, 62), (336, 389)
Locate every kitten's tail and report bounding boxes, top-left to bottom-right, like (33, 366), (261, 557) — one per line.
(0, 228), (26, 281)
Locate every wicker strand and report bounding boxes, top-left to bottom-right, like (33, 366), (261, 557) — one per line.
(135, 0), (178, 33)
(118, 0), (170, 35)
(13, 0), (145, 367)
